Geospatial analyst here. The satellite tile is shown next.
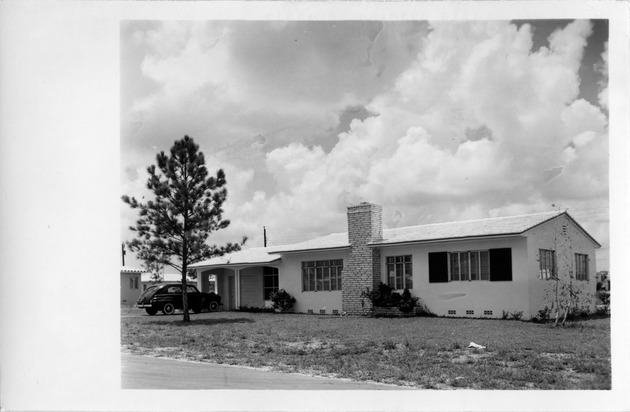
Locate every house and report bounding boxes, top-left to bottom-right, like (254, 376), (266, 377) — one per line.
(190, 203), (600, 319)
(120, 266), (145, 304)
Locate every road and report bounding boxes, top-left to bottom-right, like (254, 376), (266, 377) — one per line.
(121, 354), (411, 390)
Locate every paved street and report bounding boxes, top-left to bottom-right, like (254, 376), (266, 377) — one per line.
(122, 354), (411, 390)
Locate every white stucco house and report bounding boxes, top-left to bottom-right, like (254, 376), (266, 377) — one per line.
(120, 266), (145, 304)
(190, 203), (600, 319)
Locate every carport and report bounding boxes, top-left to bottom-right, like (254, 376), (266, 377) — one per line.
(190, 247), (281, 310)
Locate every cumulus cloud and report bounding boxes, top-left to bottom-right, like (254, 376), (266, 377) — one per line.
(243, 20), (608, 244)
(121, 20), (609, 264)
(597, 42), (609, 110)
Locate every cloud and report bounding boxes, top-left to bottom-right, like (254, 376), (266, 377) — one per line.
(121, 20), (609, 266)
(597, 42), (609, 110)
(241, 20), (608, 245)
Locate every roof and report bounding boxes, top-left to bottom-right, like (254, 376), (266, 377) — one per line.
(372, 210), (569, 246)
(120, 266), (146, 274)
(189, 247), (281, 269)
(188, 210), (600, 269)
(268, 232), (349, 254)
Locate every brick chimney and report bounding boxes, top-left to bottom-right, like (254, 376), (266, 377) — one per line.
(342, 202), (383, 315)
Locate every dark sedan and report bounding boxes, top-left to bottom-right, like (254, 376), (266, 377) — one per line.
(136, 283), (222, 315)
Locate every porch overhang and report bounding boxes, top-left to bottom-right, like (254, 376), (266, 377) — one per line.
(190, 258), (281, 272)
(189, 246), (282, 273)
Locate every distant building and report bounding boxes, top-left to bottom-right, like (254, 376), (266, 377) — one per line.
(120, 266), (145, 304)
(191, 203), (599, 319)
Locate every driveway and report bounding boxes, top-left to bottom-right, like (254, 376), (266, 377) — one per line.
(122, 354), (411, 390)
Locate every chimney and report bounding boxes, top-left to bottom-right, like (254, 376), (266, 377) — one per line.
(342, 202), (383, 315)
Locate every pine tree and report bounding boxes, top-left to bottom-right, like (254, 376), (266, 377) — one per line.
(123, 136), (245, 322)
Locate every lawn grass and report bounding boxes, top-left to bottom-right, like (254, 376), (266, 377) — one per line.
(121, 310), (610, 389)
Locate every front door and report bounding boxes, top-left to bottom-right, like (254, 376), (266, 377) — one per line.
(228, 275), (236, 310)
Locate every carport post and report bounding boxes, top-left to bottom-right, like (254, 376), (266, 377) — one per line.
(235, 269), (241, 308)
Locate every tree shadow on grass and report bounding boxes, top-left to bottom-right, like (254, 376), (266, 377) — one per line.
(149, 318), (256, 327)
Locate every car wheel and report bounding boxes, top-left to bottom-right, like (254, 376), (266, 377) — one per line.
(145, 307), (158, 316)
(162, 303), (175, 315)
(209, 301), (219, 312)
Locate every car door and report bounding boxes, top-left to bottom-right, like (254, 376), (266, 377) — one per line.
(186, 285), (201, 307)
(165, 285), (183, 308)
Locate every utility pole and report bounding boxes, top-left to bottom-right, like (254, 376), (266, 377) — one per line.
(263, 226), (267, 247)
(122, 243), (126, 266)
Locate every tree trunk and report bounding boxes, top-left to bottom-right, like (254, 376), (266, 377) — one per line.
(181, 238), (190, 323)
(553, 280), (560, 327)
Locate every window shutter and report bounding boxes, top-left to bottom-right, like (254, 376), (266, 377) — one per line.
(428, 252), (449, 283)
(489, 248), (512, 281)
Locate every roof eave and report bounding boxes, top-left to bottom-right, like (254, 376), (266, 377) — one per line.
(271, 245), (350, 254)
(369, 233), (525, 247)
(190, 256), (282, 270)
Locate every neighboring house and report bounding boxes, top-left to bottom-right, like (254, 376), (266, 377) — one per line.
(190, 203), (599, 319)
(120, 266), (145, 304)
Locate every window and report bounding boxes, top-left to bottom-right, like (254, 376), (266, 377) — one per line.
(263, 267), (279, 300)
(134, 277), (139, 289)
(539, 249), (556, 280)
(386, 255), (413, 289)
(302, 260), (343, 292)
(449, 251), (490, 281)
(429, 248), (512, 282)
(129, 278), (134, 289)
(575, 253), (589, 281)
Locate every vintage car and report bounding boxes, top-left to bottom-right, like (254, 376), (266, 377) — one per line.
(136, 283), (222, 315)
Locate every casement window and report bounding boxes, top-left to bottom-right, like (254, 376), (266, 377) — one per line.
(134, 277), (139, 289)
(129, 278), (134, 289)
(429, 248), (512, 283)
(449, 251), (490, 281)
(302, 260), (343, 292)
(575, 253), (589, 281)
(386, 255), (413, 289)
(539, 249), (556, 280)
(263, 267), (279, 300)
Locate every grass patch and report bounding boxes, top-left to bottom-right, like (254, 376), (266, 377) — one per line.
(121, 312), (610, 389)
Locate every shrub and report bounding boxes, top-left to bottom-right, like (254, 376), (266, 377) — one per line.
(235, 305), (275, 313)
(566, 307), (590, 320)
(510, 311), (523, 321)
(398, 289), (420, 313)
(361, 282), (398, 307)
(533, 307), (551, 323)
(597, 291), (610, 306)
(501, 310), (510, 320)
(269, 289), (296, 313)
(361, 283), (422, 314)
(415, 303), (437, 317)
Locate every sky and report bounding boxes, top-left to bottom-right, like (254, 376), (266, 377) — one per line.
(120, 19), (610, 271)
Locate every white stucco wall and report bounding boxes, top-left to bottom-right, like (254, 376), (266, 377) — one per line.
(379, 237), (530, 318)
(278, 250), (349, 314)
(525, 215), (598, 318)
(239, 267), (265, 308)
(120, 273), (142, 304)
